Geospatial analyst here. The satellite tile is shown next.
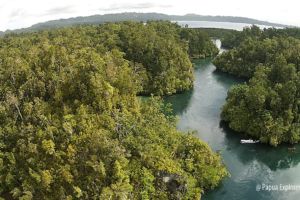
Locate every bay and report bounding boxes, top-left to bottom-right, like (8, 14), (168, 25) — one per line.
(165, 43), (300, 200)
(174, 21), (280, 31)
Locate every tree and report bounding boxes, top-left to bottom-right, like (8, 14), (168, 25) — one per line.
(0, 21), (228, 199)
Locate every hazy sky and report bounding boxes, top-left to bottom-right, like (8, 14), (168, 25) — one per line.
(1, 0), (299, 31)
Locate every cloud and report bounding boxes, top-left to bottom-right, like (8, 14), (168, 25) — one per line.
(43, 5), (77, 16)
(98, 2), (172, 12)
(8, 9), (28, 20)
(6, 5), (76, 23)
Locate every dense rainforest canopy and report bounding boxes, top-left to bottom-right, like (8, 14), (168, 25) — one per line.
(216, 25), (300, 49)
(214, 26), (300, 146)
(180, 28), (219, 58)
(214, 36), (300, 78)
(222, 57), (300, 146)
(1, 21), (218, 96)
(213, 26), (300, 78)
(0, 21), (227, 199)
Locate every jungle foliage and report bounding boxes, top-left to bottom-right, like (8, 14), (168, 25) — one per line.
(180, 28), (219, 58)
(216, 26), (300, 146)
(220, 25), (300, 49)
(0, 21), (227, 199)
(222, 56), (300, 146)
(214, 29), (300, 78)
(1, 21), (219, 96)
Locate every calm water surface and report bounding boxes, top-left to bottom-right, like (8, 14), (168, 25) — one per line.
(165, 58), (300, 200)
(174, 21), (280, 31)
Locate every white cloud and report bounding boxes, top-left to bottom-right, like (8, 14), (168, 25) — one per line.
(0, 0), (299, 31)
(97, 2), (172, 12)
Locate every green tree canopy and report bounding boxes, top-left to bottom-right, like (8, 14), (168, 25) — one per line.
(0, 21), (227, 199)
(222, 56), (300, 146)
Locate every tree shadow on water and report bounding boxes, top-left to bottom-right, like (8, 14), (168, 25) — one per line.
(212, 69), (246, 87)
(163, 89), (194, 116)
(220, 121), (300, 171)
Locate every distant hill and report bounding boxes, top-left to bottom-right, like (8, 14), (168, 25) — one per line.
(1, 12), (291, 35)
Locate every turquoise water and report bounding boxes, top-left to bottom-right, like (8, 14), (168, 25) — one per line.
(165, 59), (300, 200)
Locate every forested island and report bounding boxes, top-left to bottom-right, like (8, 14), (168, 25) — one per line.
(0, 21), (228, 199)
(213, 26), (300, 146)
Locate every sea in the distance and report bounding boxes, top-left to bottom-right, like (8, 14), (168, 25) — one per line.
(174, 21), (280, 31)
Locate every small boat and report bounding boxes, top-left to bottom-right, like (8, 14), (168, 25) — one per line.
(240, 139), (260, 144)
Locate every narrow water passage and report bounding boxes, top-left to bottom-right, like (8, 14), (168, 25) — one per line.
(165, 59), (300, 200)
